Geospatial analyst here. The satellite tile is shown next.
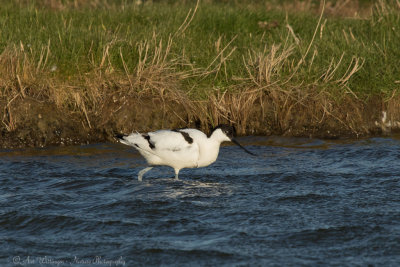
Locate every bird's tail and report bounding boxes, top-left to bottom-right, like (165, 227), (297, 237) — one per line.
(115, 132), (150, 149)
(114, 133), (132, 146)
(114, 133), (126, 140)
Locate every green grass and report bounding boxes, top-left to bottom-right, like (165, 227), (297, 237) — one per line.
(0, 0), (399, 97)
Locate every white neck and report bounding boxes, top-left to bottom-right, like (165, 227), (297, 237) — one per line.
(196, 129), (230, 168)
(209, 128), (230, 144)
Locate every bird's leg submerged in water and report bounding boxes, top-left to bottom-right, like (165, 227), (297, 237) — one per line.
(116, 124), (255, 181)
(137, 167), (180, 181)
(138, 167), (153, 181)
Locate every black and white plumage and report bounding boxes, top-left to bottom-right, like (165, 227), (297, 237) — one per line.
(115, 125), (255, 181)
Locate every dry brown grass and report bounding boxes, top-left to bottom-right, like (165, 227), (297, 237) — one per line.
(0, 43), (52, 132)
(0, 14), (384, 140)
(383, 90), (400, 131)
(1, 0), (398, 146)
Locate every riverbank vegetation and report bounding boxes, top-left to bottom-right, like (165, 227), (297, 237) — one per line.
(1, 0), (400, 148)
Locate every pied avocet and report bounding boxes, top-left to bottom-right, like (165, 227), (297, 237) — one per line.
(115, 125), (255, 181)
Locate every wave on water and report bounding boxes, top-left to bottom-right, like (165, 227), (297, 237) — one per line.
(0, 138), (399, 266)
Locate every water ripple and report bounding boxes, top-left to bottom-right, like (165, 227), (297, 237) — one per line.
(0, 137), (399, 266)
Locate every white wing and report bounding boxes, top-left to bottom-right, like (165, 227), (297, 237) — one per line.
(148, 129), (200, 168)
(148, 130), (192, 151)
(120, 129), (203, 168)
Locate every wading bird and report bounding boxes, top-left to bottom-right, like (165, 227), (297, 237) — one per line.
(115, 125), (255, 181)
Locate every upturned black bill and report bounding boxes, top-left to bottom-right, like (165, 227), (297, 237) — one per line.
(232, 138), (257, 156)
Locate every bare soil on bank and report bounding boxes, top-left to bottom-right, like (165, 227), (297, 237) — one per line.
(1, 92), (398, 149)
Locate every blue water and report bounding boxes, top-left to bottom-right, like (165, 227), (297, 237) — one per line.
(0, 136), (399, 266)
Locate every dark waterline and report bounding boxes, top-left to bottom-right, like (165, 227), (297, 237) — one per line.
(1, 136), (399, 266)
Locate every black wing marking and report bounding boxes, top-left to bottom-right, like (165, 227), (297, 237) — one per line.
(172, 129), (193, 144)
(142, 134), (155, 149)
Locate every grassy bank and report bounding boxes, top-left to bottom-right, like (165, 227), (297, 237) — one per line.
(1, 0), (400, 148)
